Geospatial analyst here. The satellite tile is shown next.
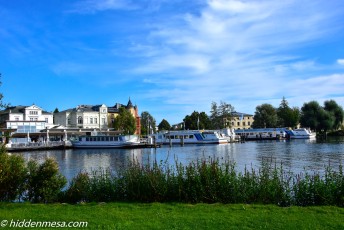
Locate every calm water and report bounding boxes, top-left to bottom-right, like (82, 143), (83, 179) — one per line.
(14, 137), (344, 181)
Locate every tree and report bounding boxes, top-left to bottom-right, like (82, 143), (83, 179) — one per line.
(113, 107), (136, 135)
(158, 119), (171, 131)
(0, 73), (9, 108)
(300, 101), (320, 131)
(141, 111), (156, 135)
(183, 111), (211, 130)
(53, 108), (59, 113)
(210, 101), (235, 129)
(324, 100), (344, 130)
(252, 103), (278, 128)
(276, 97), (300, 128)
(300, 100), (344, 132)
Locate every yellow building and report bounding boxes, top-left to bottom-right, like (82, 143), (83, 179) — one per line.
(229, 112), (254, 129)
(107, 98), (141, 135)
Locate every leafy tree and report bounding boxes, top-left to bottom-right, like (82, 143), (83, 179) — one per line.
(183, 111), (211, 130)
(158, 119), (171, 131)
(141, 111), (156, 135)
(252, 103), (278, 128)
(0, 73), (9, 108)
(300, 100), (343, 132)
(276, 97), (300, 128)
(53, 108), (59, 113)
(300, 101), (321, 130)
(113, 107), (136, 135)
(210, 101), (235, 129)
(324, 100), (344, 130)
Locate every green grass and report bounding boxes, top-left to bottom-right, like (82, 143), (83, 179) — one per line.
(0, 202), (343, 229)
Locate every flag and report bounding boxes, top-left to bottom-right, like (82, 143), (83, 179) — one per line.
(240, 113), (244, 121)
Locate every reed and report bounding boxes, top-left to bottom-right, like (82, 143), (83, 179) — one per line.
(62, 157), (344, 207)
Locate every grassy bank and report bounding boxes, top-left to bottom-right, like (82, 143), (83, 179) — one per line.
(0, 202), (343, 229)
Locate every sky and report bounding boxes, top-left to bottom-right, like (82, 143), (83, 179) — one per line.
(1, 0), (344, 125)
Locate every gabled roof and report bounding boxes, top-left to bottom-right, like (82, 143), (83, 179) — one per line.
(0, 105), (52, 115)
(58, 105), (105, 113)
(231, 111), (253, 117)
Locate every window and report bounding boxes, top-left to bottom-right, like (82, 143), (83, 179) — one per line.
(243, 122), (245, 126)
(30, 118), (34, 121)
(78, 116), (83, 124)
(94, 118), (97, 124)
(45, 118), (49, 123)
(248, 121), (251, 125)
(232, 122), (234, 126)
(68, 119), (71, 124)
(237, 122), (240, 126)
(90, 118), (93, 124)
(102, 118), (106, 124)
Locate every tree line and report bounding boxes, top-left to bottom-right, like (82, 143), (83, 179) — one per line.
(150, 97), (343, 133)
(251, 97), (344, 133)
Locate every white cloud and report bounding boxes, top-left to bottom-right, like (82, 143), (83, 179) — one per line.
(69, 0), (137, 13)
(131, 0), (344, 116)
(337, 59), (344, 65)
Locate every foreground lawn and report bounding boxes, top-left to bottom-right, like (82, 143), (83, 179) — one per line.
(0, 202), (343, 229)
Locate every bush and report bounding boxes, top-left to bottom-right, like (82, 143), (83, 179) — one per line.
(26, 158), (66, 203)
(0, 144), (27, 201)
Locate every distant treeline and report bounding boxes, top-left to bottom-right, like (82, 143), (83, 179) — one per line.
(147, 98), (344, 133)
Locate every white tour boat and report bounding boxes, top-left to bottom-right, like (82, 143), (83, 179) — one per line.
(151, 130), (228, 145)
(235, 128), (287, 140)
(71, 134), (140, 148)
(285, 128), (316, 139)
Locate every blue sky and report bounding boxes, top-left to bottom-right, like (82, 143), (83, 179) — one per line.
(1, 0), (344, 125)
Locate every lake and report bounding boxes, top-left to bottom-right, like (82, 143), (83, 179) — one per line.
(13, 137), (344, 181)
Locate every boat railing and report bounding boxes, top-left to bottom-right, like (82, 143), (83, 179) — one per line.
(9, 141), (65, 149)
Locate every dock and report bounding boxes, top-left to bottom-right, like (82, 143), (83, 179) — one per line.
(6, 141), (161, 152)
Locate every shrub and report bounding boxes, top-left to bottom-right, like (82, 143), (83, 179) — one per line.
(26, 158), (66, 203)
(0, 144), (27, 201)
(63, 172), (91, 203)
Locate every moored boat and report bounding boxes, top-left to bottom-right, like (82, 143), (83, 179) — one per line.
(71, 134), (140, 148)
(235, 128), (287, 140)
(285, 128), (316, 139)
(151, 130), (228, 145)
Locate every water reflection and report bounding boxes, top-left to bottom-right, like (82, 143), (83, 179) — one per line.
(14, 137), (344, 181)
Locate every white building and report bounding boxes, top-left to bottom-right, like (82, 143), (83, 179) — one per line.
(54, 104), (108, 130)
(0, 104), (54, 132)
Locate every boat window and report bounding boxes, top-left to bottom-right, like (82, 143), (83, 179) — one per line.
(189, 135), (194, 139)
(86, 137), (90, 141)
(101, 137), (105, 141)
(114, 136), (119, 141)
(170, 135), (175, 139)
(79, 137), (82, 141)
(106, 137), (109, 141)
